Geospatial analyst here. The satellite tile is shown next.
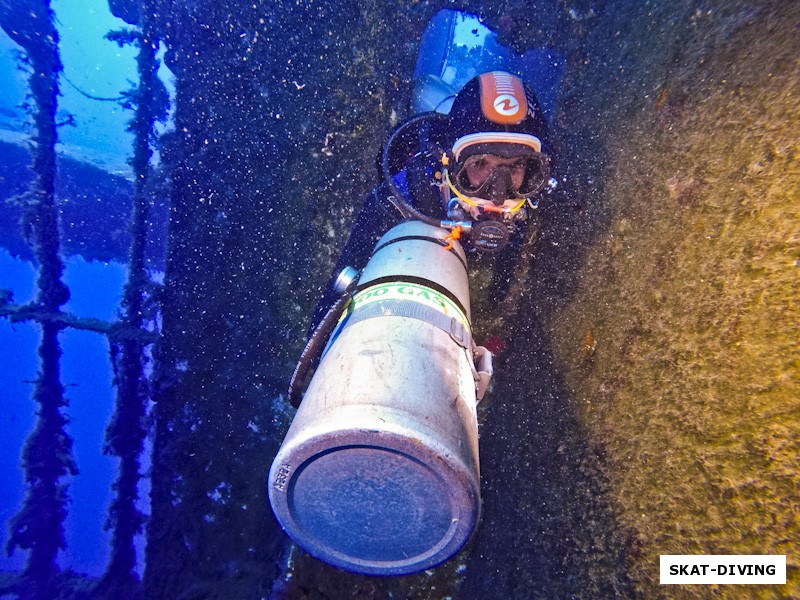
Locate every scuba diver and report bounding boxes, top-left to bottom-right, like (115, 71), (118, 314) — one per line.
(270, 12), (564, 576)
(272, 68), (556, 574)
(310, 69), (554, 332)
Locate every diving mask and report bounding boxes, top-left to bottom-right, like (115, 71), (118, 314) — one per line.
(444, 132), (550, 216)
(453, 153), (548, 200)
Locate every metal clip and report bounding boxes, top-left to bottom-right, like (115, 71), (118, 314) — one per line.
(472, 345), (493, 402)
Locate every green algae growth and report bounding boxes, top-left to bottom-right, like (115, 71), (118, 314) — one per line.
(544, 1), (799, 597)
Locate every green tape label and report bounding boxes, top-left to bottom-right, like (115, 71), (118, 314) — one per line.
(350, 281), (469, 329)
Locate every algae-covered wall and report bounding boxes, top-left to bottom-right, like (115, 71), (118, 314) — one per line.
(537, 0), (799, 597)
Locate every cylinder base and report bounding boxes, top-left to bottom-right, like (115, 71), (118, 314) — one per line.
(269, 421), (480, 576)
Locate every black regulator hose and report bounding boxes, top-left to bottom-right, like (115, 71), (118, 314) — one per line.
(382, 111), (449, 228)
(288, 275), (359, 408)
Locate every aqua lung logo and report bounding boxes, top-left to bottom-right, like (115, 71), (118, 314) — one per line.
(480, 71), (527, 123)
(493, 94), (520, 115)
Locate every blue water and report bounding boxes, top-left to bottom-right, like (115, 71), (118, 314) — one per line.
(0, 250), (129, 575)
(0, 0), (143, 578)
(0, 0), (173, 176)
(0, 0), (176, 576)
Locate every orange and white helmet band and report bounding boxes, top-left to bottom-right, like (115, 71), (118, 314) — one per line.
(479, 71), (528, 124)
(451, 132), (542, 161)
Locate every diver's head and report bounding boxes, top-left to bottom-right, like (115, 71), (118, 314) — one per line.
(444, 71), (551, 218)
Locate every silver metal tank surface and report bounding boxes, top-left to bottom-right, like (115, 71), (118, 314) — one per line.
(269, 221), (481, 576)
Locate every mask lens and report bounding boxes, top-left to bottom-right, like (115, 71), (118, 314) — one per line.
(517, 155), (549, 196)
(453, 153), (549, 198)
(455, 155), (493, 192)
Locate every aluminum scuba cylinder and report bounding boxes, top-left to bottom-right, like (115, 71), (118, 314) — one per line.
(268, 220), (483, 576)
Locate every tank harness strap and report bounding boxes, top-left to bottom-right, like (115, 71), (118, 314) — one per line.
(352, 275), (470, 322)
(343, 299), (471, 350)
